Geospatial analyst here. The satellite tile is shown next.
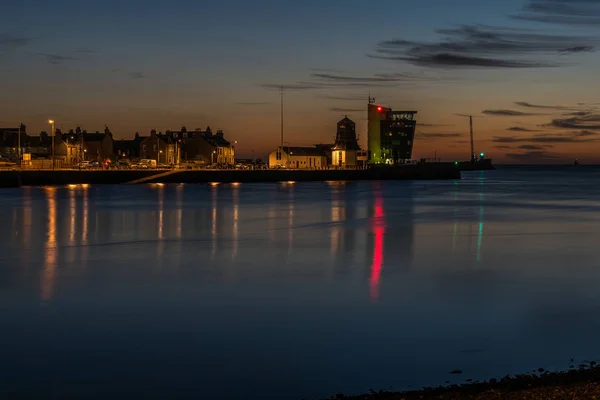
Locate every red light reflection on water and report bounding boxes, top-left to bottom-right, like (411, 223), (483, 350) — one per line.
(370, 194), (385, 302)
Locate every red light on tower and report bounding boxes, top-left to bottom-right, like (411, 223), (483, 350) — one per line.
(377, 106), (382, 112)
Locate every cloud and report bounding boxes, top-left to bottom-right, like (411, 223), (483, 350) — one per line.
(330, 107), (364, 113)
(518, 144), (546, 150)
(420, 132), (462, 138)
(317, 94), (369, 101)
(37, 53), (77, 64)
(419, 123), (450, 127)
(505, 150), (561, 160)
(370, 24), (597, 68)
(483, 109), (542, 116)
(559, 46), (595, 54)
(546, 114), (600, 130)
(74, 47), (95, 54)
(493, 131), (600, 143)
(507, 126), (539, 131)
(0, 33), (31, 49)
(513, 0), (600, 26)
(235, 101), (271, 106)
(566, 111), (592, 116)
(128, 71), (144, 79)
(514, 101), (569, 110)
(495, 145), (514, 149)
(261, 70), (442, 92)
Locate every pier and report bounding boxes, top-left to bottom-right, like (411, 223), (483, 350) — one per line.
(0, 164), (460, 188)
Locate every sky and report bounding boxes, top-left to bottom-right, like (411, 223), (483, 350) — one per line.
(2, 0), (600, 162)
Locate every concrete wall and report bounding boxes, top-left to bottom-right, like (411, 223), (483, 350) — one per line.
(0, 164), (460, 188)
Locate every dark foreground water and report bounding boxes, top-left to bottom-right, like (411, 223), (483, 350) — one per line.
(2, 166), (600, 399)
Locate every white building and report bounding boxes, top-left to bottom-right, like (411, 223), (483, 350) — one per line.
(269, 146), (329, 169)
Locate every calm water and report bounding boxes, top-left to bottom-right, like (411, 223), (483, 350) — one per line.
(3, 166), (600, 399)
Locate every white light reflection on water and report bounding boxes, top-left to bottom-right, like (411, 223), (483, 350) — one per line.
(5, 170), (600, 400)
(40, 187), (57, 302)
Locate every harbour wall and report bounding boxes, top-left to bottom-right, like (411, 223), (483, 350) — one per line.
(0, 164), (460, 188)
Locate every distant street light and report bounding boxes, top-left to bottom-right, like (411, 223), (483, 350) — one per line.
(48, 119), (55, 170)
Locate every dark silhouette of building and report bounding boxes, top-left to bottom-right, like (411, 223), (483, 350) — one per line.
(368, 104), (417, 164)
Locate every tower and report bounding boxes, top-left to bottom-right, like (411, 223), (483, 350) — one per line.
(368, 104), (417, 165)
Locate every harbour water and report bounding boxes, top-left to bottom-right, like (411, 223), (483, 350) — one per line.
(2, 166), (600, 399)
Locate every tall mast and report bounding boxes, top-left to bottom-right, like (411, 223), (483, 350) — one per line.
(469, 115), (475, 162)
(280, 86), (284, 149)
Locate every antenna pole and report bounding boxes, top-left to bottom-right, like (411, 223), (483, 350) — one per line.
(469, 115), (475, 162)
(280, 86), (284, 150)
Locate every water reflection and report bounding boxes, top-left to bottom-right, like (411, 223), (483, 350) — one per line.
(176, 184), (183, 239)
(69, 186), (76, 244)
(41, 187), (57, 302)
(330, 189), (342, 256)
(232, 184), (239, 260)
(211, 184), (218, 259)
(156, 184), (165, 262)
(476, 173), (485, 263)
(370, 189), (385, 302)
(288, 184), (294, 255)
(22, 187), (32, 249)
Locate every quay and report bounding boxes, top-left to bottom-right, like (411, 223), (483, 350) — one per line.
(0, 164), (460, 188)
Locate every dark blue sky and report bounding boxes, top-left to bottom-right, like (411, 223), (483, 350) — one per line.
(2, 0), (600, 162)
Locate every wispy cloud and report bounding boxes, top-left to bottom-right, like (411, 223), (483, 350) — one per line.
(419, 123), (450, 127)
(370, 24), (597, 68)
(518, 144), (547, 150)
(74, 47), (95, 54)
(0, 32), (32, 50)
(493, 130), (600, 143)
(507, 126), (539, 131)
(514, 101), (570, 110)
(505, 150), (561, 161)
(546, 113), (600, 130)
(235, 101), (271, 106)
(37, 53), (77, 65)
(127, 71), (144, 79)
(330, 107), (364, 113)
(420, 132), (462, 138)
(262, 70), (441, 92)
(317, 94), (370, 101)
(483, 109), (543, 116)
(513, 0), (600, 26)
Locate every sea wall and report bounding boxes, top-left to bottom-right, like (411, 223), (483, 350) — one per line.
(0, 164), (460, 188)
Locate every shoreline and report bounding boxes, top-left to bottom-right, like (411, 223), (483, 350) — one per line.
(323, 362), (600, 399)
(0, 165), (460, 188)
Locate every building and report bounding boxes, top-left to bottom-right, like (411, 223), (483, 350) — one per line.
(331, 116), (363, 168)
(268, 146), (329, 169)
(81, 128), (115, 161)
(178, 127), (234, 166)
(140, 130), (181, 165)
(61, 130), (84, 165)
(114, 133), (145, 160)
(368, 104), (417, 164)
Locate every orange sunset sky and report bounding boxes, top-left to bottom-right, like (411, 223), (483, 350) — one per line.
(2, 0), (600, 163)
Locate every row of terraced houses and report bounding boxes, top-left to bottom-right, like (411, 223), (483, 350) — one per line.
(0, 125), (235, 167)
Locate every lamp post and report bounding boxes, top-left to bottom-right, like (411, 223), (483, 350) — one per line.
(212, 150), (216, 167)
(159, 150), (163, 167)
(48, 119), (55, 170)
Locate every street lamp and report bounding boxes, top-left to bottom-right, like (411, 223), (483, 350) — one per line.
(48, 119), (55, 170)
(212, 150), (217, 167)
(159, 150), (163, 167)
